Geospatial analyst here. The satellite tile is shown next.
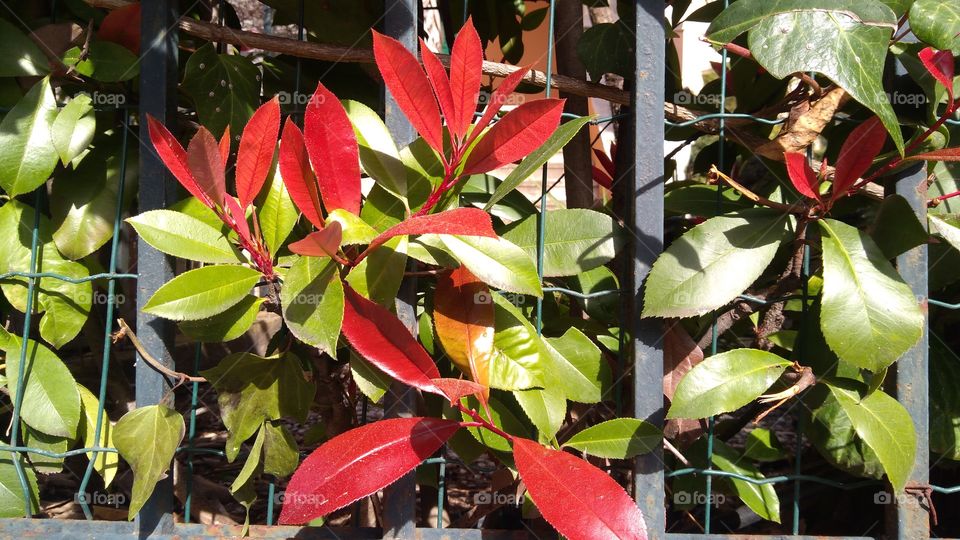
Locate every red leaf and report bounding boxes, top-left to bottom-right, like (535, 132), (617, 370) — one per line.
(146, 115), (212, 208)
(905, 146), (960, 162)
(420, 39), (456, 138)
(920, 47), (955, 102)
(592, 166), (613, 190)
(430, 378), (485, 402)
(593, 146), (615, 178)
(514, 438), (648, 540)
(187, 127), (227, 209)
(289, 222), (343, 257)
(304, 83), (362, 215)
(279, 118), (325, 229)
(218, 125), (231, 171)
(237, 97), (281, 208)
(278, 417), (460, 524)
(832, 116), (886, 199)
(449, 17), (484, 140)
(342, 285), (441, 392)
(463, 99), (565, 175)
(98, 3), (141, 54)
(365, 207), (496, 254)
(466, 66), (530, 149)
(372, 31), (444, 153)
(433, 267), (494, 401)
(224, 196), (251, 244)
(783, 152), (820, 200)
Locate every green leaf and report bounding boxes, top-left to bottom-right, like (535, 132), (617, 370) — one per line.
(805, 382), (885, 480)
(231, 423), (265, 493)
(77, 384), (119, 487)
(929, 214), (960, 253)
(642, 210), (792, 318)
(113, 405), (185, 519)
(262, 421), (299, 478)
(513, 385), (566, 442)
(63, 42), (138, 82)
(743, 428), (788, 462)
(35, 259), (92, 348)
(819, 219), (923, 372)
(489, 294), (546, 391)
(200, 352), (314, 461)
(350, 352), (391, 403)
(563, 418), (662, 459)
(930, 335), (960, 460)
(463, 174), (538, 223)
(706, 0), (897, 44)
(52, 142), (137, 260)
(869, 194), (928, 259)
(257, 170), (298, 255)
(0, 332), (81, 438)
(181, 43), (260, 137)
(142, 265), (261, 321)
(0, 19), (50, 76)
(179, 295), (264, 342)
(281, 256), (344, 355)
(709, 440), (781, 522)
(824, 382), (917, 491)
(0, 77), (59, 197)
(346, 235), (407, 307)
(543, 327), (611, 403)
(326, 209), (379, 246)
(441, 235), (543, 297)
(460, 394), (532, 452)
(664, 184), (754, 216)
(23, 424), (67, 473)
(909, 0), (960, 53)
(343, 100), (406, 201)
(502, 209), (623, 277)
(0, 456), (39, 517)
(576, 22), (633, 79)
(51, 94), (96, 166)
(667, 349), (791, 419)
(484, 116), (593, 210)
(127, 210), (242, 264)
(747, 10), (904, 152)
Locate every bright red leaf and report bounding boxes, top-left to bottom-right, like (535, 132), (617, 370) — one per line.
(433, 267), (493, 401)
(278, 417), (460, 525)
(365, 207), (496, 254)
(466, 66), (530, 149)
(279, 118), (325, 229)
(304, 83), (362, 215)
(430, 378), (485, 402)
(218, 125), (231, 170)
(146, 115), (213, 208)
(592, 166), (613, 190)
(98, 3), (141, 54)
(920, 47), (955, 102)
(237, 96), (281, 207)
(342, 285), (441, 392)
(905, 147), (960, 162)
(594, 146), (615, 178)
(372, 31), (444, 153)
(513, 437), (648, 540)
(784, 152), (820, 201)
(449, 17), (484, 140)
(420, 39), (456, 139)
(187, 127), (227, 209)
(463, 98), (565, 175)
(832, 116), (886, 199)
(224, 196), (252, 244)
(289, 222), (343, 257)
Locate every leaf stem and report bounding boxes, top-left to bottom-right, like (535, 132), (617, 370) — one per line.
(453, 400), (513, 442)
(709, 165), (800, 213)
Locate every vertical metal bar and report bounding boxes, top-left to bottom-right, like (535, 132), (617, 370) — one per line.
(632, 0), (666, 537)
(381, 1), (418, 537)
(890, 162), (930, 540)
(136, 0), (178, 534)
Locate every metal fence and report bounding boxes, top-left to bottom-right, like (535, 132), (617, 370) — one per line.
(0, 0), (957, 538)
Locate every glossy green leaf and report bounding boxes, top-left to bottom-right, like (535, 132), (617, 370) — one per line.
(0, 77), (59, 197)
(462, 174), (538, 223)
(343, 100), (406, 200)
(350, 352), (391, 403)
(257, 170), (298, 254)
(326, 209), (379, 246)
(668, 349), (791, 419)
(281, 256), (344, 355)
(346, 235), (407, 307)
(51, 94), (95, 166)
(231, 423), (265, 493)
(0, 330), (81, 439)
(743, 428), (788, 462)
(643, 210), (792, 318)
(460, 394), (532, 453)
(441, 235), (542, 297)
(113, 405), (185, 519)
(179, 296), (264, 343)
(63, 42), (138, 82)
(543, 327), (611, 403)
(870, 194), (928, 259)
(0, 19), (49, 76)
(805, 382), (885, 480)
(262, 421), (299, 478)
(819, 219), (923, 372)
(200, 352), (314, 461)
(513, 385), (566, 442)
(489, 294), (546, 391)
(909, 0), (960, 53)
(563, 418), (662, 458)
(502, 209), (623, 277)
(0, 456), (39, 517)
(929, 214), (960, 253)
(77, 384), (119, 487)
(706, 0), (897, 44)
(128, 210), (241, 264)
(143, 265), (261, 321)
(23, 425), (67, 473)
(710, 440), (781, 522)
(181, 43), (260, 137)
(664, 184), (754, 216)
(484, 116), (593, 210)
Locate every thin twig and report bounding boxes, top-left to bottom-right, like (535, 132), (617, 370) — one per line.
(115, 319), (207, 383)
(709, 165), (802, 213)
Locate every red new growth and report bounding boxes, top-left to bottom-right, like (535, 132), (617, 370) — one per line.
(288, 222), (343, 258)
(279, 118), (325, 229)
(236, 97), (281, 208)
(462, 98), (566, 175)
(98, 2), (141, 54)
(784, 152), (820, 201)
(278, 417), (460, 524)
(186, 127), (227, 209)
(833, 116), (886, 198)
(304, 83), (362, 215)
